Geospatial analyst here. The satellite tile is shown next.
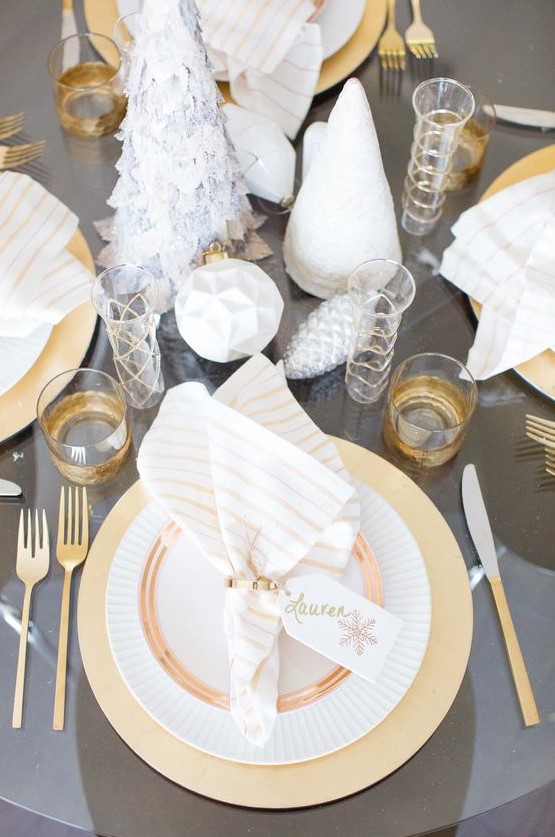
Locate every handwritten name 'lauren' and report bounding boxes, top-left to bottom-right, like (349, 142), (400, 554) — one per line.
(284, 592), (351, 625)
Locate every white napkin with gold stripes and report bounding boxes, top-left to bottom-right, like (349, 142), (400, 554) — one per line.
(440, 169), (555, 379)
(137, 354), (359, 746)
(197, 0), (323, 139)
(225, 23), (323, 140)
(0, 172), (94, 338)
(199, 0), (316, 74)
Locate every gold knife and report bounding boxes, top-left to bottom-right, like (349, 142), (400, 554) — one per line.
(461, 464), (540, 727)
(61, 0), (79, 70)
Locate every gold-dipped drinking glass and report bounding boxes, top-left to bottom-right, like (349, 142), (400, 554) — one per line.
(47, 33), (126, 138)
(446, 88), (496, 190)
(37, 368), (131, 485)
(383, 352), (478, 467)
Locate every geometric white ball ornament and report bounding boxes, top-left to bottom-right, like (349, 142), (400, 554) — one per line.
(174, 258), (284, 362)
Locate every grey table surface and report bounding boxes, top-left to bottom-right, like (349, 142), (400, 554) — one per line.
(1, 1), (555, 835)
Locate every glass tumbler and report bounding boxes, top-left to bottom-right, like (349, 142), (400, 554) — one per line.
(92, 265), (165, 409)
(47, 33), (126, 138)
(446, 88), (496, 190)
(345, 260), (416, 404)
(383, 353), (478, 467)
(401, 78), (475, 235)
(37, 368), (131, 485)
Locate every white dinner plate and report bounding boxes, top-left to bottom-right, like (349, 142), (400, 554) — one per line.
(314, 0), (365, 59)
(0, 324), (53, 398)
(117, 0), (365, 62)
(106, 479), (431, 765)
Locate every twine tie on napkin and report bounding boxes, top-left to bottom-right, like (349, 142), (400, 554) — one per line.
(0, 172), (94, 337)
(138, 354), (360, 745)
(440, 169), (555, 379)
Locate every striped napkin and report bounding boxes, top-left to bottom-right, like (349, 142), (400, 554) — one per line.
(137, 354), (359, 746)
(226, 23), (322, 140)
(199, 0), (316, 74)
(197, 0), (323, 139)
(440, 169), (555, 379)
(0, 172), (94, 338)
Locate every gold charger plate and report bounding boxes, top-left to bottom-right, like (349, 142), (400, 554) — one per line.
(78, 438), (473, 809)
(83, 0), (386, 96)
(0, 230), (97, 443)
(472, 143), (555, 399)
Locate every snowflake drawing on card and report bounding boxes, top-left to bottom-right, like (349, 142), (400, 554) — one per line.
(338, 610), (378, 656)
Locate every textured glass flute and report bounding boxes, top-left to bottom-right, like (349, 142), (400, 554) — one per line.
(113, 13), (140, 85)
(92, 265), (164, 409)
(401, 78), (475, 236)
(345, 260), (416, 404)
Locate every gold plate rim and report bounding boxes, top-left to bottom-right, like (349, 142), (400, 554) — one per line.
(471, 143), (555, 399)
(0, 229), (97, 443)
(78, 438), (473, 809)
(83, 0), (386, 97)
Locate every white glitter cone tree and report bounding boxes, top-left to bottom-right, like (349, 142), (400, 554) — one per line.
(283, 78), (401, 299)
(100, 0), (257, 311)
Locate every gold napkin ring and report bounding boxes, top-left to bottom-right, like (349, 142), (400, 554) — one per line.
(225, 577), (279, 592)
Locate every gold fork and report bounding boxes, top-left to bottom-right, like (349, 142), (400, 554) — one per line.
(378, 0), (406, 71)
(525, 414), (555, 446)
(405, 0), (438, 59)
(0, 112), (25, 141)
(12, 509), (50, 728)
(525, 414), (555, 476)
(0, 141), (46, 170)
(53, 486), (89, 731)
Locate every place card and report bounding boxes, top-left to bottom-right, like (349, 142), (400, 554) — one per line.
(278, 573), (403, 683)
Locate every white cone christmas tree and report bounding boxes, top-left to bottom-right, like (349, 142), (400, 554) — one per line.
(99, 0), (258, 311)
(283, 78), (402, 299)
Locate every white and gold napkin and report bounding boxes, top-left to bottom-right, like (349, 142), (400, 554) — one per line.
(0, 172), (94, 338)
(137, 354), (359, 746)
(197, 0), (323, 138)
(440, 169), (555, 379)
(199, 0), (316, 74)
(226, 24), (323, 140)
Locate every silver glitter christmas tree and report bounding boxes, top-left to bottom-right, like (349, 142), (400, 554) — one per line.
(98, 0), (257, 312)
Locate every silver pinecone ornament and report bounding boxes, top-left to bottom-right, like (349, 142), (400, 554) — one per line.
(283, 294), (353, 379)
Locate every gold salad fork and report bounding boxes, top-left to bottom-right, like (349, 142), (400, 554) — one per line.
(405, 0), (439, 59)
(53, 487), (89, 731)
(12, 509), (50, 728)
(525, 414), (555, 476)
(0, 141), (46, 170)
(378, 0), (406, 71)
(0, 112), (25, 140)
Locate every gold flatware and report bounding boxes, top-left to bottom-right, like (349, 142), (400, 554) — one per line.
(405, 0), (438, 59)
(378, 0), (406, 71)
(53, 486), (89, 731)
(462, 464), (540, 727)
(0, 141), (46, 170)
(61, 0), (79, 70)
(0, 112), (25, 141)
(525, 413), (555, 445)
(12, 509), (50, 728)
(525, 414), (555, 475)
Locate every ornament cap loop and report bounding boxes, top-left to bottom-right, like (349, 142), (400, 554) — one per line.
(202, 242), (229, 264)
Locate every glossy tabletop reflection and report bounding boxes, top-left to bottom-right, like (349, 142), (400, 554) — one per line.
(0, 1), (554, 836)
